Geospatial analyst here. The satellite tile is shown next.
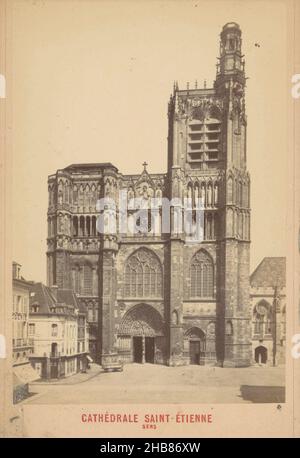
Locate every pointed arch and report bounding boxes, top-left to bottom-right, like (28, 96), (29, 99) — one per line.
(79, 215), (85, 236)
(209, 104), (222, 121)
(119, 303), (164, 339)
(190, 249), (214, 298)
(253, 299), (272, 336)
(124, 248), (163, 298)
(92, 215), (97, 236)
(73, 216), (78, 236)
(86, 215), (91, 236)
(185, 326), (206, 339)
(225, 320), (233, 336)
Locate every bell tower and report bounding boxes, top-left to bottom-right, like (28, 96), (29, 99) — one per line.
(215, 22), (247, 170)
(215, 23), (251, 367)
(165, 22), (251, 367)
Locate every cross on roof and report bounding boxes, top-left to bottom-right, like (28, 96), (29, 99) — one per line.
(142, 161), (148, 171)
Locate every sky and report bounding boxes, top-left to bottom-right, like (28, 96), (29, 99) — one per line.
(10, 0), (289, 282)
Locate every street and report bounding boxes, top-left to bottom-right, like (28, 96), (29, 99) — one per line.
(23, 363), (285, 405)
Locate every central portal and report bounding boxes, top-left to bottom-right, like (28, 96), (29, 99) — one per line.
(132, 336), (155, 364)
(118, 303), (165, 365)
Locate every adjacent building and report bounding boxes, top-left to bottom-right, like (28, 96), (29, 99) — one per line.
(46, 23), (252, 368)
(12, 262), (39, 403)
(28, 283), (89, 379)
(250, 257), (286, 365)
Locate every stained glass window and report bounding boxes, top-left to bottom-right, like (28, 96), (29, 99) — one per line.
(124, 248), (162, 297)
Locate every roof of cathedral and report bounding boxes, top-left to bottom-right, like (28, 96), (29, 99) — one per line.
(250, 257), (286, 288)
(63, 163), (118, 172)
(29, 282), (85, 316)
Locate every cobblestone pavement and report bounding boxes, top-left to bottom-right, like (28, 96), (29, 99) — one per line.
(24, 363), (285, 405)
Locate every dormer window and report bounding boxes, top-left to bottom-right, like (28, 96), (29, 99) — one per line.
(31, 305), (39, 313)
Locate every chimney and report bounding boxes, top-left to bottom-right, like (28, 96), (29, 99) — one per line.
(12, 262), (21, 280)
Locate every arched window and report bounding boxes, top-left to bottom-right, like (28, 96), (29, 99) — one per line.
(254, 310), (264, 334)
(124, 248), (162, 298)
(225, 320), (233, 336)
(190, 250), (214, 298)
(79, 216), (85, 236)
(83, 264), (93, 296)
(253, 300), (272, 336)
(73, 216), (78, 236)
(92, 216), (97, 236)
(86, 216), (91, 236)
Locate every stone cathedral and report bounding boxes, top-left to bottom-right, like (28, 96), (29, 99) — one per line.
(47, 23), (251, 368)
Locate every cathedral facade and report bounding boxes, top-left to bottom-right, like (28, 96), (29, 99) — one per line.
(47, 23), (251, 368)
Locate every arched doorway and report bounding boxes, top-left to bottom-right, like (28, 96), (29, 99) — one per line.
(118, 304), (165, 364)
(255, 345), (268, 364)
(185, 327), (206, 365)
